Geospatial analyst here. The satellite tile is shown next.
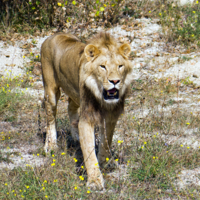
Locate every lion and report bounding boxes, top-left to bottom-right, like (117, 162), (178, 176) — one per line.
(41, 32), (133, 190)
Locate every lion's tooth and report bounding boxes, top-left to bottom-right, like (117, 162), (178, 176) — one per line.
(114, 92), (117, 96)
(107, 92), (110, 96)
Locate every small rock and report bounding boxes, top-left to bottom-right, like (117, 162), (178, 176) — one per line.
(193, 74), (198, 78)
(52, 28), (58, 33)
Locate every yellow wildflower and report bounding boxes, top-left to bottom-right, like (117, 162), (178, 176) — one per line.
(79, 176), (84, 181)
(100, 7), (104, 11)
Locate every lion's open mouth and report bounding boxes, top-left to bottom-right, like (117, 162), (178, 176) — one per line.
(103, 88), (119, 100)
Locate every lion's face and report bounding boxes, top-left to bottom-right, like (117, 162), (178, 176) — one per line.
(83, 43), (133, 105)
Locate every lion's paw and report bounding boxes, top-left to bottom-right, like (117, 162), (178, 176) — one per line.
(86, 174), (104, 191)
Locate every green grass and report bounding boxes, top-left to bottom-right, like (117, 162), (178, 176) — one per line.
(0, 72), (34, 121)
(126, 137), (200, 198)
(0, 88), (24, 122)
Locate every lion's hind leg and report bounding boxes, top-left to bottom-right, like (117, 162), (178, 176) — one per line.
(68, 98), (79, 141)
(43, 86), (61, 153)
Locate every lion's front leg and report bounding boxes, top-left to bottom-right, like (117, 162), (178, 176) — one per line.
(78, 119), (104, 190)
(98, 121), (117, 167)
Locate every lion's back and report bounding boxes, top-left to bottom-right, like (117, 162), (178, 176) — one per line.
(41, 33), (86, 105)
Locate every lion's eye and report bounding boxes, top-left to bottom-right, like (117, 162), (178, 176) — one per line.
(100, 65), (106, 69)
(119, 65), (123, 68)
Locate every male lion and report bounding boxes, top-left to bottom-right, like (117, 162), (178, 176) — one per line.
(41, 32), (133, 190)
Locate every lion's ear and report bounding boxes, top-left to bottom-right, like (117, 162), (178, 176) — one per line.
(84, 44), (100, 61)
(118, 43), (131, 59)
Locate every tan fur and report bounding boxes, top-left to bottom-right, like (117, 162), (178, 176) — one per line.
(41, 32), (133, 190)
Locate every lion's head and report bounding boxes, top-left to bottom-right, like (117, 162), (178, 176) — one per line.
(81, 32), (133, 106)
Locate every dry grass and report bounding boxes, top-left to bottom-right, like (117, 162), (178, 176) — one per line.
(1, 72), (200, 199)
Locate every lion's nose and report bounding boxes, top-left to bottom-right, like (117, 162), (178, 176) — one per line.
(109, 80), (120, 85)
